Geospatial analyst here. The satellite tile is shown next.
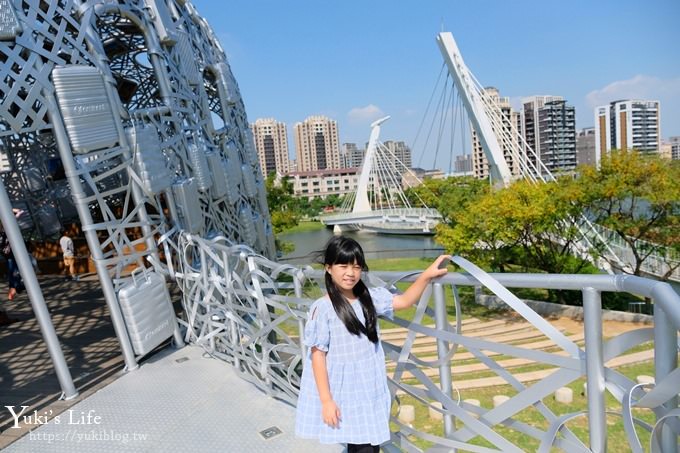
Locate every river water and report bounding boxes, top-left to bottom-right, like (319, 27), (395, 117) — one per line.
(279, 226), (444, 265)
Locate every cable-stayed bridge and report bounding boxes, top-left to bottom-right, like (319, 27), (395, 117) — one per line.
(323, 32), (677, 281)
(322, 116), (442, 234)
(432, 32), (679, 282)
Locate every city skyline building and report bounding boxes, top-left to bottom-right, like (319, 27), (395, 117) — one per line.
(293, 115), (341, 172)
(251, 118), (290, 176)
(537, 99), (577, 172)
(382, 140), (413, 169)
(576, 127), (597, 167)
(287, 167), (360, 199)
(455, 154), (473, 174)
(376, 140), (413, 189)
(669, 136), (680, 160)
(520, 95), (564, 172)
(659, 141), (672, 160)
(340, 142), (364, 168)
(594, 100), (661, 160)
(401, 167), (445, 189)
(472, 87), (521, 179)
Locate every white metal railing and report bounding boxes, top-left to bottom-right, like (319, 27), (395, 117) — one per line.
(587, 223), (680, 281)
(176, 234), (680, 453)
(321, 207), (442, 223)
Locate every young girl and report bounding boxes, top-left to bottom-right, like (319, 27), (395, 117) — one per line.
(295, 236), (450, 452)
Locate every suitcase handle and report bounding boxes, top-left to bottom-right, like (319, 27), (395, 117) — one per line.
(131, 266), (149, 287)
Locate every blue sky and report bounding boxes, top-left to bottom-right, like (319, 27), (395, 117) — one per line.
(192, 0), (680, 169)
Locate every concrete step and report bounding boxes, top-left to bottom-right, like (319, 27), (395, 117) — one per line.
(389, 349), (573, 380)
(381, 317), (482, 335)
(386, 332), (586, 367)
(385, 320), (537, 348)
(382, 318), (509, 342)
(395, 349), (655, 391)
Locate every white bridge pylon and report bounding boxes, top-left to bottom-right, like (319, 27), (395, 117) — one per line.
(436, 32), (513, 186)
(353, 115), (391, 214)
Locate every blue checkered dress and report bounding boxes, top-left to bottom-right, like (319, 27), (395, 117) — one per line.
(295, 287), (394, 446)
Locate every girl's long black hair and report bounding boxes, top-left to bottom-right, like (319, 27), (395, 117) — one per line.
(321, 236), (378, 344)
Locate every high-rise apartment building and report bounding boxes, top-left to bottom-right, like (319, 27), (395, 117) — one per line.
(576, 128), (596, 167)
(455, 154), (473, 174)
(520, 95), (576, 174)
(669, 136), (680, 160)
(471, 87), (521, 179)
(293, 115), (340, 172)
(537, 100), (576, 172)
(251, 118), (289, 176)
(521, 96), (563, 169)
(382, 141), (412, 169)
(594, 100), (660, 160)
(340, 143), (364, 168)
(368, 140), (412, 189)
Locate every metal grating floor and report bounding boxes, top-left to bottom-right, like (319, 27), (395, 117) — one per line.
(4, 345), (342, 452)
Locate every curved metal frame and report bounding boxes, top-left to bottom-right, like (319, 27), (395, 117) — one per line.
(0, 0), (273, 373)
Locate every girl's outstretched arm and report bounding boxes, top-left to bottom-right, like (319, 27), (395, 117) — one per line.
(310, 347), (341, 427)
(392, 255), (451, 311)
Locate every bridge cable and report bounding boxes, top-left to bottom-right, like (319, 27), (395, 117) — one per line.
(413, 63), (446, 167)
(417, 71), (449, 168)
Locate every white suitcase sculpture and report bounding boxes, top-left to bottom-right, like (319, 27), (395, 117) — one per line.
(117, 269), (177, 356)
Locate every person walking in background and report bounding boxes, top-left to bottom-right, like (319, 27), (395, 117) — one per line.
(0, 230), (21, 300)
(59, 228), (77, 281)
(295, 235), (450, 452)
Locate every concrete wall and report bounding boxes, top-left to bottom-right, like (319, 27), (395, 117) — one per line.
(476, 294), (654, 324)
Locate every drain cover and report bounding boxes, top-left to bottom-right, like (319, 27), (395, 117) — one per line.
(175, 357), (190, 363)
(259, 426), (283, 440)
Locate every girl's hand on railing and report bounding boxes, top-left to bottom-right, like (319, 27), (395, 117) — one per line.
(423, 255), (451, 281)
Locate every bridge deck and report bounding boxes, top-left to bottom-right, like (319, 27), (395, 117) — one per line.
(3, 344), (340, 453)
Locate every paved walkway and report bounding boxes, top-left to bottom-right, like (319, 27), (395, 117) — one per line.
(0, 274), (124, 449)
(3, 345), (340, 453)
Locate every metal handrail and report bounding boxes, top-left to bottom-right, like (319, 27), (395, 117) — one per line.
(176, 235), (680, 453)
(321, 207), (442, 223)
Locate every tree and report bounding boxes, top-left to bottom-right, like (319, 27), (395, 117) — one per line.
(405, 176), (489, 222)
(436, 178), (594, 304)
(578, 150), (680, 280)
(264, 173), (299, 233)
(264, 173), (299, 254)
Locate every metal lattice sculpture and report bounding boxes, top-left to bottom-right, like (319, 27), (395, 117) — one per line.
(0, 0), (272, 253)
(0, 0), (274, 371)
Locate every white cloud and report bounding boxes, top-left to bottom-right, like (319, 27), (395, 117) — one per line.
(585, 75), (680, 137)
(508, 96), (523, 112)
(347, 104), (384, 123)
(585, 75), (680, 109)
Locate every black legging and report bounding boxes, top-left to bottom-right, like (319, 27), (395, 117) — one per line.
(347, 444), (380, 453)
